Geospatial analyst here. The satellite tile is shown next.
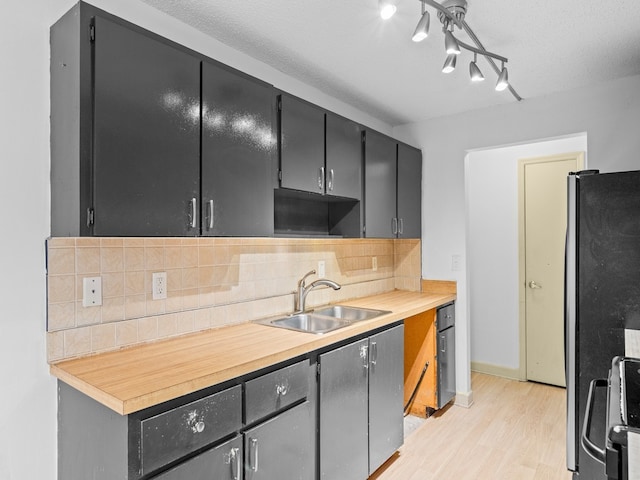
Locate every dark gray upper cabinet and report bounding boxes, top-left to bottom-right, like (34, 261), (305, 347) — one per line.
(325, 112), (362, 200)
(364, 130), (422, 239)
(397, 143), (422, 238)
(364, 130), (398, 238)
(201, 62), (276, 237)
(92, 16), (201, 236)
(279, 94), (325, 194)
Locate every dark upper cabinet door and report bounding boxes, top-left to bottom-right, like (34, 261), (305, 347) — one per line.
(201, 62), (276, 236)
(325, 113), (362, 199)
(92, 16), (200, 236)
(397, 143), (422, 238)
(279, 94), (325, 194)
(364, 130), (397, 238)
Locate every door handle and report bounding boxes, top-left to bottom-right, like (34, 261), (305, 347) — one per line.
(207, 199), (214, 230)
(360, 344), (369, 370)
(328, 168), (335, 192)
(189, 197), (197, 229)
(528, 280), (542, 289)
(392, 217), (398, 235)
(581, 379), (607, 465)
(225, 447), (240, 480)
(318, 167), (325, 191)
(370, 341), (378, 366)
(249, 437), (259, 472)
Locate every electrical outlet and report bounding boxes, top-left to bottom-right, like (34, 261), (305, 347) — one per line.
(451, 254), (462, 272)
(152, 272), (167, 300)
(82, 276), (102, 307)
(372, 257), (378, 271)
(318, 260), (326, 278)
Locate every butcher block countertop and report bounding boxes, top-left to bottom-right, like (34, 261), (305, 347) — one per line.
(50, 289), (456, 415)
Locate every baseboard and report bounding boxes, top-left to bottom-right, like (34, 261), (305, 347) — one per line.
(471, 361), (524, 381)
(454, 391), (473, 408)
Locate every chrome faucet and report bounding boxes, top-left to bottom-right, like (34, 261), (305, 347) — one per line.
(294, 270), (341, 313)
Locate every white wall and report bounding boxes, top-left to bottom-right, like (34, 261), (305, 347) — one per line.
(0, 1), (392, 478)
(466, 135), (587, 372)
(394, 74), (640, 398)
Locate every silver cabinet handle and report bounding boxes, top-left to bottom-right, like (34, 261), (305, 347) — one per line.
(328, 168), (335, 192)
(207, 199), (214, 230)
(225, 447), (240, 480)
(276, 380), (289, 396)
(318, 167), (325, 191)
(440, 334), (446, 353)
(249, 438), (259, 472)
(370, 341), (378, 366)
(398, 218), (404, 235)
(360, 344), (369, 370)
(189, 197), (197, 229)
(392, 217), (398, 235)
(529, 280), (542, 289)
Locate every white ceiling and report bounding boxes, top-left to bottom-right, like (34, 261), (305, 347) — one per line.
(139, 0), (640, 126)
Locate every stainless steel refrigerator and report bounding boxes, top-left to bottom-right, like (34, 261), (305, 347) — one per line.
(565, 169), (640, 479)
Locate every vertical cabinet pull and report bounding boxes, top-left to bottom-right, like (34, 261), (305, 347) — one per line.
(207, 199), (214, 230)
(440, 334), (446, 353)
(371, 341), (378, 366)
(328, 168), (335, 192)
(189, 197), (197, 229)
(360, 344), (369, 370)
(318, 167), (325, 191)
(249, 437), (259, 472)
(392, 217), (398, 235)
(398, 218), (404, 235)
(225, 447), (240, 480)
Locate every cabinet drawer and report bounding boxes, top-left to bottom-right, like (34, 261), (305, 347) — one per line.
(437, 303), (455, 330)
(245, 360), (309, 425)
(140, 385), (241, 476)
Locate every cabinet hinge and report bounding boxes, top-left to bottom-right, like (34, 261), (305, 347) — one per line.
(87, 208), (95, 227)
(89, 24), (95, 42)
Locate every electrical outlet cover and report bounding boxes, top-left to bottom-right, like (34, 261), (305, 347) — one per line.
(152, 272), (167, 300)
(82, 276), (102, 307)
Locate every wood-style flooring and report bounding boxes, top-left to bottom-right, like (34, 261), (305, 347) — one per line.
(371, 372), (573, 480)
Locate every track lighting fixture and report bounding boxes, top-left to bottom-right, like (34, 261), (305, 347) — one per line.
(379, 0), (397, 19)
(495, 63), (509, 91)
(391, 0), (521, 100)
(442, 54), (457, 73)
(412, 1), (430, 42)
(469, 53), (484, 82)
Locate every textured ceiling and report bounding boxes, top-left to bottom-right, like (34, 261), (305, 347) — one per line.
(139, 0), (640, 126)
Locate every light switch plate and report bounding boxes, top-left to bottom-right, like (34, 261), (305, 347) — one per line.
(82, 276), (102, 307)
(318, 260), (326, 278)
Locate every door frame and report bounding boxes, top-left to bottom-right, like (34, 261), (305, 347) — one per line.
(517, 152), (585, 381)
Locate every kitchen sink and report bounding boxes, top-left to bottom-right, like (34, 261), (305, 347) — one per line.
(255, 306), (390, 334)
(257, 313), (350, 334)
(313, 305), (390, 322)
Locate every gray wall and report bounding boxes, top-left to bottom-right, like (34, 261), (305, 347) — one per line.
(394, 74), (640, 398)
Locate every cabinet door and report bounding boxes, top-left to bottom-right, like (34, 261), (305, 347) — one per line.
(92, 16), (200, 236)
(369, 324), (405, 474)
(364, 130), (397, 238)
(153, 436), (242, 480)
(201, 62), (276, 236)
(279, 94), (325, 194)
(325, 113), (362, 199)
(437, 326), (456, 409)
(397, 143), (422, 238)
(319, 338), (369, 480)
(244, 401), (314, 480)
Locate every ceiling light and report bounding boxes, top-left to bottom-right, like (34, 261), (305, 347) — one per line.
(379, 0), (397, 19)
(495, 64), (509, 91)
(444, 29), (461, 55)
(469, 54), (484, 82)
(384, 0), (521, 101)
(442, 54), (457, 73)
(412, 2), (430, 42)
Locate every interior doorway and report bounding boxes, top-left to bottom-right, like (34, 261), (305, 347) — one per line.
(518, 152), (584, 387)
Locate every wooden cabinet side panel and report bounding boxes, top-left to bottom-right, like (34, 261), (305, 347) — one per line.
(403, 309), (437, 415)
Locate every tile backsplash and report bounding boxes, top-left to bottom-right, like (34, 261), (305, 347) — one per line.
(46, 237), (421, 362)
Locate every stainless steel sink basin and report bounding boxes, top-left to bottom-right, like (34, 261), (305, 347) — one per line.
(313, 305), (391, 322)
(257, 313), (350, 334)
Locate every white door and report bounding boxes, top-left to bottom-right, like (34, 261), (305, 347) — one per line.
(520, 153), (584, 387)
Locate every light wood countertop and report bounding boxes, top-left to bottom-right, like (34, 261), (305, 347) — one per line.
(50, 290), (455, 415)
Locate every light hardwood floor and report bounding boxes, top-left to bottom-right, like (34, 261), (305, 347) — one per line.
(371, 372), (574, 480)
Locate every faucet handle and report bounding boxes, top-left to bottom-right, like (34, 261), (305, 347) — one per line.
(299, 269), (316, 287)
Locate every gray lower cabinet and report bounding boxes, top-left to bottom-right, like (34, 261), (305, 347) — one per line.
(319, 324), (404, 479)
